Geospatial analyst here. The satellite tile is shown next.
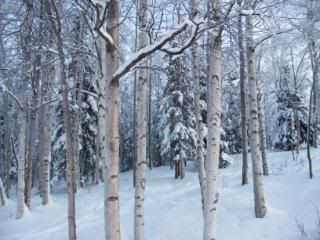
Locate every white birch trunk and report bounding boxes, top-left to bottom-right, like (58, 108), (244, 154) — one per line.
(17, 107), (27, 219)
(25, 54), (41, 208)
(45, 1), (77, 238)
(40, 66), (54, 205)
(246, 8), (267, 218)
(204, 0), (222, 239)
(134, 0), (148, 239)
(190, 0), (206, 214)
(98, 1), (121, 239)
(257, 82), (269, 176)
(238, 3), (249, 185)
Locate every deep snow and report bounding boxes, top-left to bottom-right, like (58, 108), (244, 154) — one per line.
(1, 149), (320, 240)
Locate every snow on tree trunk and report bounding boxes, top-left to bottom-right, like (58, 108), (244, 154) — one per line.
(204, 0), (222, 239)
(134, 0), (148, 239)
(245, 6), (267, 218)
(190, 0), (206, 213)
(238, 2), (249, 185)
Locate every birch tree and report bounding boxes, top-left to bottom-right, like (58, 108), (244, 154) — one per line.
(134, 0), (148, 239)
(245, 0), (267, 218)
(39, 63), (54, 205)
(25, 1), (44, 207)
(238, 0), (249, 185)
(190, 0), (206, 211)
(45, 0), (77, 238)
(257, 58), (269, 176)
(16, 0), (33, 219)
(204, 0), (223, 238)
(93, 0), (121, 239)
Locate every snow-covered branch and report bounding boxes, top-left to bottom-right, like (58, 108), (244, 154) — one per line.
(112, 18), (201, 82)
(0, 85), (24, 111)
(254, 28), (295, 48)
(90, 0), (116, 49)
(81, 89), (98, 99)
(160, 19), (202, 55)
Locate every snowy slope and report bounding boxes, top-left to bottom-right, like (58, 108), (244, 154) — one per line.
(1, 149), (320, 240)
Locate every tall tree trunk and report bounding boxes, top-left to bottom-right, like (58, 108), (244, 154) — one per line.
(190, 0), (206, 214)
(45, 1), (77, 238)
(257, 92), (268, 176)
(17, 0), (33, 219)
(40, 65), (54, 205)
(307, 86), (313, 179)
(245, 5), (267, 218)
(97, 1), (121, 239)
(2, 92), (11, 198)
(134, 0), (148, 239)
(238, 1), (249, 185)
(72, 17), (84, 189)
(17, 106), (27, 219)
(25, 53), (41, 208)
(0, 18), (11, 198)
(148, 55), (152, 170)
(204, 0), (222, 239)
(256, 73), (269, 176)
(94, 128), (100, 184)
(307, 0), (319, 148)
(0, 177), (5, 206)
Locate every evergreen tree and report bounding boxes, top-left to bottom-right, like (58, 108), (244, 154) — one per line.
(159, 55), (196, 178)
(272, 66), (312, 150)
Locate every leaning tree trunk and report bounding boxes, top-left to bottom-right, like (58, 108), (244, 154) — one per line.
(45, 1), (77, 239)
(238, 1), (249, 185)
(246, 7), (267, 218)
(134, 0), (148, 239)
(204, 0), (222, 239)
(190, 0), (206, 213)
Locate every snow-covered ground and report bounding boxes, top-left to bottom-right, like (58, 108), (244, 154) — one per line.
(1, 149), (320, 240)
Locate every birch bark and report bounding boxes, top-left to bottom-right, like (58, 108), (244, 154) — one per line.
(17, 0), (33, 219)
(245, 4), (267, 218)
(204, 0), (222, 239)
(45, 1), (77, 238)
(40, 66), (54, 205)
(190, 0), (206, 213)
(238, 1), (249, 185)
(97, 1), (121, 239)
(134, 0), (148, 238)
